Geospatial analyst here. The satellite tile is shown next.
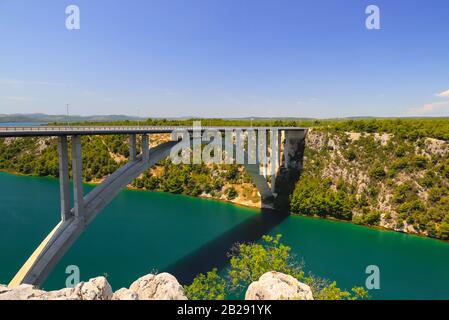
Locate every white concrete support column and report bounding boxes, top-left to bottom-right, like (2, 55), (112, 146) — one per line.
(255, 130), (260, 173)
(247, 129), (257, 165)
(224, 129), (234, 165)
(264, 130), (269, 178)
(129, 134), (137, 161)
(270, 129), (280, 193)
(257, 129), (268, 177)
(284, 130), (290, 169)
(235, 129), (245, 165)
(142, 134), (150, 162)
(58, 136), (71, 221)
(71, 135), (84, 219)
(277, 131), (282, 171)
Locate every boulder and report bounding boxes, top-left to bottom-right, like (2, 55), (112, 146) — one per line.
(0, 273), (187, 300)
(245, 271), (314, 300)
(129, 273), (187, 300)
(112, 288), (139, 300)
(70, 277), (113, 300)
(0, 284), (11, 295)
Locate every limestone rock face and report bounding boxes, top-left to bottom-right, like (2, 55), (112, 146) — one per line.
(71, 277), (113, 300)
(129, 273), (187, 300)
(0, 273), (187, 300)
(112, 288), (139, 300)
(245, 271), (314, 300)
(0, 284), (46, 300)
(44, 288), (76, 300)
(0, 285), (11, 295)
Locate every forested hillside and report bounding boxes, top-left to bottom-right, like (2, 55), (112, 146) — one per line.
(291, 127), (449, 240)
(0, 133), (260, 207)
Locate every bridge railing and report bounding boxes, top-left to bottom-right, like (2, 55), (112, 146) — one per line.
(0, 126), (193, 132)
(0, 126), (308, 138)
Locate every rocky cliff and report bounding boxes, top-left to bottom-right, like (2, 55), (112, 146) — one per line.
(291, 129), (449, 239)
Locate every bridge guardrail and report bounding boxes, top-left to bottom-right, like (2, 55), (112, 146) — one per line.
(0, 125), (308, 137)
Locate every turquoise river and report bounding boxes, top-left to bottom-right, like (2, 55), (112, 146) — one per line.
(1, 172), (449, 299)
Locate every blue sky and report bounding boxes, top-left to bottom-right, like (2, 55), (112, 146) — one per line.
(0, 0), (448, 118)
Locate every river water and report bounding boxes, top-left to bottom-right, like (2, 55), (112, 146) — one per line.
(1, 172), (448, 299)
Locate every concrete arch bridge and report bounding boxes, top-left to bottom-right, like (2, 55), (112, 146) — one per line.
(0, 125), (307, 287)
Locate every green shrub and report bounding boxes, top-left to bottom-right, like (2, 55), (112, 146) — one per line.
(369, 162), (386, 180)
(226, 187), (238, 200)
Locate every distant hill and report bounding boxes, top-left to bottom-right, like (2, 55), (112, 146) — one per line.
(1, 113), (447, 124)
(0, 114), (143, 123)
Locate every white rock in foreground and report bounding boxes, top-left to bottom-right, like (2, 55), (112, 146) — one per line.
(1, 272), (185, 300)
(70, 276), (113, 300)
(245, 271), (314, 300)
(0, 284), (46, 300)
(0, 276), (112, 300)
(129, 273), (187, 300)
(112, 288), (139, 300)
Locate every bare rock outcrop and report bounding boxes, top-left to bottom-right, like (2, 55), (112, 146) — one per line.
(245, 271), (314, 300)
(112, 288), (139, 300)
(129, 273), (187, 300)
(0, 276), (112, 300)
(0, 273), (187, 300)
(70, 276), (113, 300)
(0, 284), (47, 300)
(0, 284), (10, 295)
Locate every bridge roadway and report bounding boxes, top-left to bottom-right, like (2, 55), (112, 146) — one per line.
(0, 125), (307, 138)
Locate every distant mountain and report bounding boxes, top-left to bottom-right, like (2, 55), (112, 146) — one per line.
(0, 114), (143, 123)
(0, 114), (318, 123)
(1, 113), (446, 124)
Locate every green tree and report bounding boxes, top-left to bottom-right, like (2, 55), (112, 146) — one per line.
(184, 268), (226, 300)
(226, 187), (238, 200)
(369, 161), (386, 180)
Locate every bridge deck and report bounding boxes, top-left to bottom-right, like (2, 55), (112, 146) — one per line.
(0, 125), (307, 137)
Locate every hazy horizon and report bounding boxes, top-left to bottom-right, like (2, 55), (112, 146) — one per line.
(0, 112), (449, 119)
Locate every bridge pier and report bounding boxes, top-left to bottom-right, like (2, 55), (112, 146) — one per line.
(71, 135), (85, 219)
(57, 136), (71, 221)
(270, 129), (280, 193)
(129, 134), (137, 161)
(142, 134), (150, 161)
(263, 130), (269, 178)
(284, 130), (290, 168)
(256, 130), (267, 177)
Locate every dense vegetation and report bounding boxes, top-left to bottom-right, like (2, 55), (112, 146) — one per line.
(184, 234), (368, 300)
(0, 135), (125, 181)
(0, 133), (259, 205)
(290, 128), (449, 239)
(56, 117), (449, 141)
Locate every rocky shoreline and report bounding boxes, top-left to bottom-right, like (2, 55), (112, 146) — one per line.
(0, 271), (313, 301)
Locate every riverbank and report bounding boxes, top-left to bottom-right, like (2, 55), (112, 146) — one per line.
(290, 211), (449, 244)
(0, 168), (261, 209)
(2, 168), (445, 241)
